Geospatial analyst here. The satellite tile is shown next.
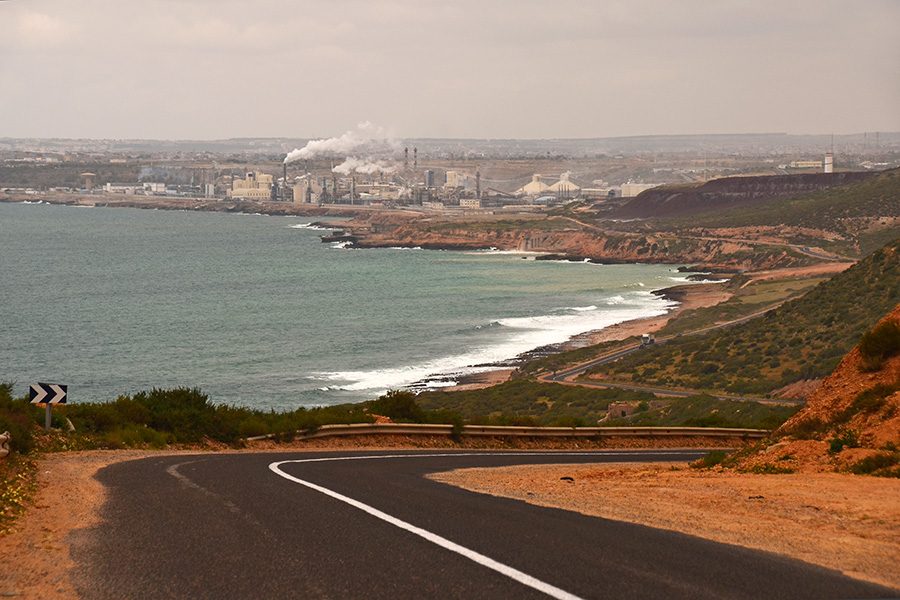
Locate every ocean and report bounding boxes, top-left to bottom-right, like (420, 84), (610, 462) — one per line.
(0, 201), (691, 410)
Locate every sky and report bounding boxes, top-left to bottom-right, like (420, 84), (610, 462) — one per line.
(1, 0), (898, 140)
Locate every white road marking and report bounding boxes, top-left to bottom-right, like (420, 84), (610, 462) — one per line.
(270, 451), (701, 599)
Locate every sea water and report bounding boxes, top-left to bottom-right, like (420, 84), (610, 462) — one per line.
(0, 202), (692, 410)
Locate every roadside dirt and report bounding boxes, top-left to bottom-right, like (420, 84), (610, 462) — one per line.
(432, 462), (900, 591)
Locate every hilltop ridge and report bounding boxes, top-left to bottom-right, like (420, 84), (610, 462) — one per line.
(611, 171), (880, 220)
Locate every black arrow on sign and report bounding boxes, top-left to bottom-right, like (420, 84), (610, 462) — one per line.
(30, 383), (67, 405)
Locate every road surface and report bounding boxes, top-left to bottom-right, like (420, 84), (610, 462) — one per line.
(70, 450), (897, 599)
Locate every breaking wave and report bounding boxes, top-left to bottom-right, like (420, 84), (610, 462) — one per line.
(314, 292), (674, 395)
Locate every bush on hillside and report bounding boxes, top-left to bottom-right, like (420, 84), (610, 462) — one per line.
(0, 382), (41, 455)
(366, 390), (425, 422)
(858, 320), (900, 372)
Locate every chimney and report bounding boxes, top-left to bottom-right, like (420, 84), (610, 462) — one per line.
(476, 166), (481, 199)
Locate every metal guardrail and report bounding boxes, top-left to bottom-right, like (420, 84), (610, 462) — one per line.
(246, 423), (770, 442)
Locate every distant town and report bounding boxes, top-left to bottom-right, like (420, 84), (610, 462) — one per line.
(2, 133), (898, 214)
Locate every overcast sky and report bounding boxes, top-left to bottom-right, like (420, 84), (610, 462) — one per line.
(1, 0), (898, 140)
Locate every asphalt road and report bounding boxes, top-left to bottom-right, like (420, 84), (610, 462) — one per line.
(72, 450), (898, 600)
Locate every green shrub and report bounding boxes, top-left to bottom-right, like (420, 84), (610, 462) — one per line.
(858, 320), (900, 371)
(692, 450), (728, 469)
(367, 390), (425, 422)
(833, 382), (900, 423)
(101, 425), (170, 449)
(828, 430), (860, 454)
(238, 416), (268, 439)
(0, 382), (41, 455)
(745, 463), (795, 474)
(784, 417), (825, 440)
(848, 452), (900, 476)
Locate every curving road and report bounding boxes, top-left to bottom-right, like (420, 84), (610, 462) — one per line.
(71, 450), (897, 599)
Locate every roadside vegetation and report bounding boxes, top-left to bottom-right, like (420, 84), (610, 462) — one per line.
(601, 394), (799, 429)
(415, 380), (654, 427)
(414, 380), (796, 429)
(578, 237), (900, 398)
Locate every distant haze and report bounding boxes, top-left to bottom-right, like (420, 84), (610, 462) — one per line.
(1, 0), (898, 140)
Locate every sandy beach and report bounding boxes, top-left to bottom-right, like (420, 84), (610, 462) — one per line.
(453, 280), (733, 390)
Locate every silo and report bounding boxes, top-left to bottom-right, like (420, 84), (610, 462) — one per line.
(824, 153), (834, 173)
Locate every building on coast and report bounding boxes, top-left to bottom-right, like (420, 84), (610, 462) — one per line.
(228, 171), (273, 200)
(620, 181), (660, 198)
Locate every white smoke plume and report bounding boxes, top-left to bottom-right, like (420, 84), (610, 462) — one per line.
(284, 121), (397, 164)
(332, 157), (397, 175)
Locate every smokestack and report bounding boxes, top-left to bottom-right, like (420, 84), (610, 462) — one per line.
(283, 163), (288, 200)
(404, 147), (409, 170)
(414, 147), (418, 171)
(476, 166), (481, 199)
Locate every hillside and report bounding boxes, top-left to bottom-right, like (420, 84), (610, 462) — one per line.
(581, 236), (900, 398)
(736, 303), (900, 475)
(611, 171), (879, 220)
(645, 168), (900, 257)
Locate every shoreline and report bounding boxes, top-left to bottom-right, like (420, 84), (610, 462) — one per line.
(449, 280), (732, 391)
(9, 195), (733, 399)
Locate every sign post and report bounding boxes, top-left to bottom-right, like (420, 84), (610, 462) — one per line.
(29, 383), (67, 430)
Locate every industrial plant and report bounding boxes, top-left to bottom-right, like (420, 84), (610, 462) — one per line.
(3, 132), (897, 214)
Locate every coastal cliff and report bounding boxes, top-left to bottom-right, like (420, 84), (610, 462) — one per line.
(347, 218), (812, 271)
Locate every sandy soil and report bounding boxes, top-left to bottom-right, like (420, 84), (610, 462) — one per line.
(432, 462), (900, 591)
(742, 262), (855, 284)
(0, 450), (178, 599)
(452, 368), (517, 391)
(580, 281), (732, 346)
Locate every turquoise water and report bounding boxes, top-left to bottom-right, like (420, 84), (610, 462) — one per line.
(0, 202), (690, 410)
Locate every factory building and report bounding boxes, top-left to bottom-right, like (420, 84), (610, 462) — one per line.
(620, 182), (659, 198)
(445, 171), (461, 189)
(291, 176), (323, 204)
(229, 171), (273, 200)
(789, 160), (824, 169)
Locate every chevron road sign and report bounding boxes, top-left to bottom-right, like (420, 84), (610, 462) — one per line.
(30, 383), (68, 430)
(30, 383), (67, 404)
